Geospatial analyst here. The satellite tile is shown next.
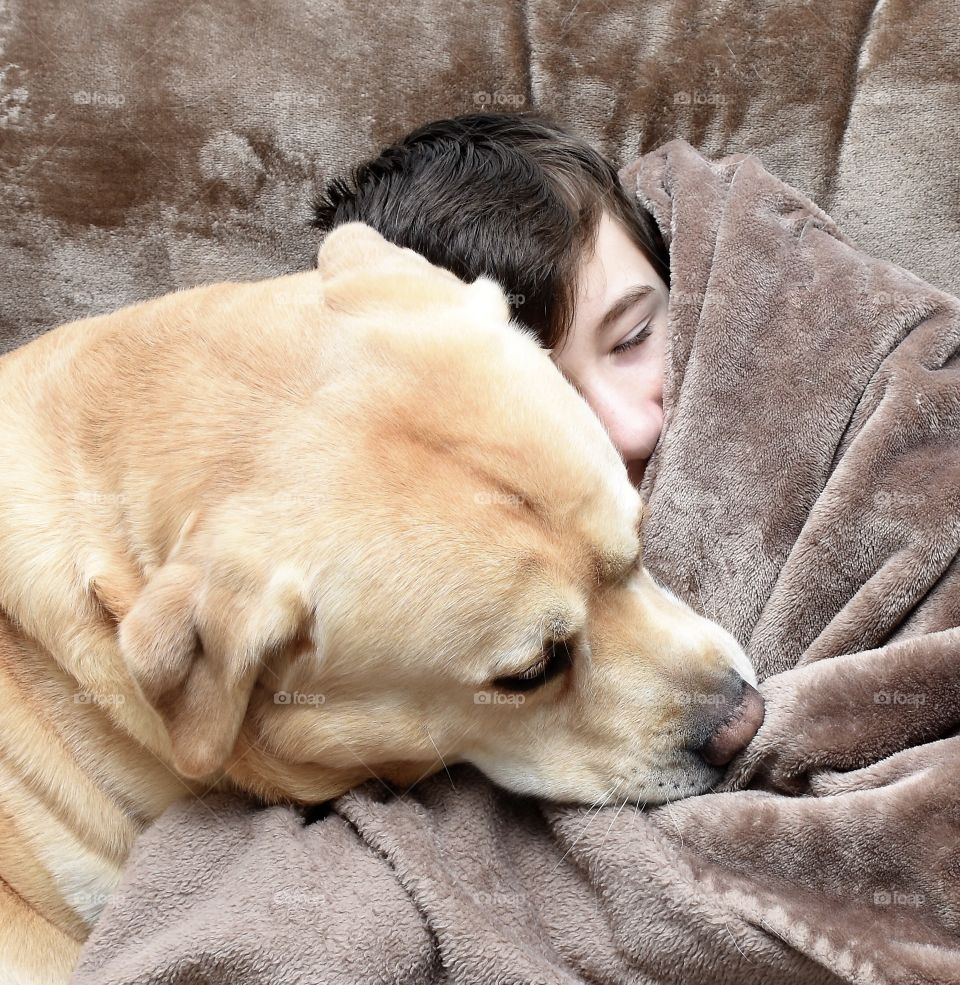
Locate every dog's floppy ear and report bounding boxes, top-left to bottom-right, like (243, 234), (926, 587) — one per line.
(118, 560), (312, 779)
(316, 222), (398, 279)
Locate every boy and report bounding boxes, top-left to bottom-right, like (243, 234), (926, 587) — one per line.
(313, 113), (670, 488)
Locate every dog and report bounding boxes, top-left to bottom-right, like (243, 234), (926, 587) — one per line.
(0, 222), (763, 983)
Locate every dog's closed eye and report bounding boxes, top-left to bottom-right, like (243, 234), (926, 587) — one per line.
(493, 637), (574, 693)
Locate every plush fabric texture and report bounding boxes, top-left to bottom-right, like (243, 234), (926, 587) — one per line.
(6, 3), (959, 981)
(1, 1), (959, 356)
(69, 140), (960, 985)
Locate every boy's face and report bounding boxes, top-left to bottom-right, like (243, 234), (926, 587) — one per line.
(552, 212), (668, 489)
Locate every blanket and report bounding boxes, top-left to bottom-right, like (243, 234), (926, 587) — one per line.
(70, 142), (960, 985)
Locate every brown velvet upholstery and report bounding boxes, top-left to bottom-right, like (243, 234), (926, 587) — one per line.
(2, 0), (958, 354)
(4, 4), (959, 983)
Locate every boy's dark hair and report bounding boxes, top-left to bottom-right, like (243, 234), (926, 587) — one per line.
(311, 113), (669, 350)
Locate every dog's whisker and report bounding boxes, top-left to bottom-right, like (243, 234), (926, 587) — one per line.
(326, 733), (398, 799)
(696, 576), (710, 620)
(596, 791), (632, 855)
(660, 801), (686, 853)
(424, 727), (456, 792)
(550, 778), (624, 875)
(722, 920), (756, 966)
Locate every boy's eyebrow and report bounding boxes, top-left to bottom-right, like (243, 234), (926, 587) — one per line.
(595, 284), (655, 337)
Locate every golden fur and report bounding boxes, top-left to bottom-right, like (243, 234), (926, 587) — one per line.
(0, 224), (753, 983)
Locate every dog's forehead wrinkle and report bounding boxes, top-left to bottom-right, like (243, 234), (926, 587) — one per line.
(396, 428), (556, 530)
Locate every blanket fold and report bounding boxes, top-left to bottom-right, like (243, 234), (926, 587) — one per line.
(71, 140), (960, 985)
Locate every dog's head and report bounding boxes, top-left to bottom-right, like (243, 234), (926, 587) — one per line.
(117, 223), (762, 807)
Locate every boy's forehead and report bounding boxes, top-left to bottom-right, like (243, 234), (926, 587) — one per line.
(555, 213), (663, 358)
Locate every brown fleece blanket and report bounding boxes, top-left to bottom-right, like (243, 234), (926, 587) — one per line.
(70, 141), (960, 985)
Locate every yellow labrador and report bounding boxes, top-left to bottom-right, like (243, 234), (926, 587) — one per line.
(0, 223), (762, 984)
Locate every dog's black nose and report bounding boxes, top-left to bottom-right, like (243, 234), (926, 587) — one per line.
(690, 675), (765, 767)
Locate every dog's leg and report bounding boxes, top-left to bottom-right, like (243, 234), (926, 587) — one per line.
(0, 881), (80, 985)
